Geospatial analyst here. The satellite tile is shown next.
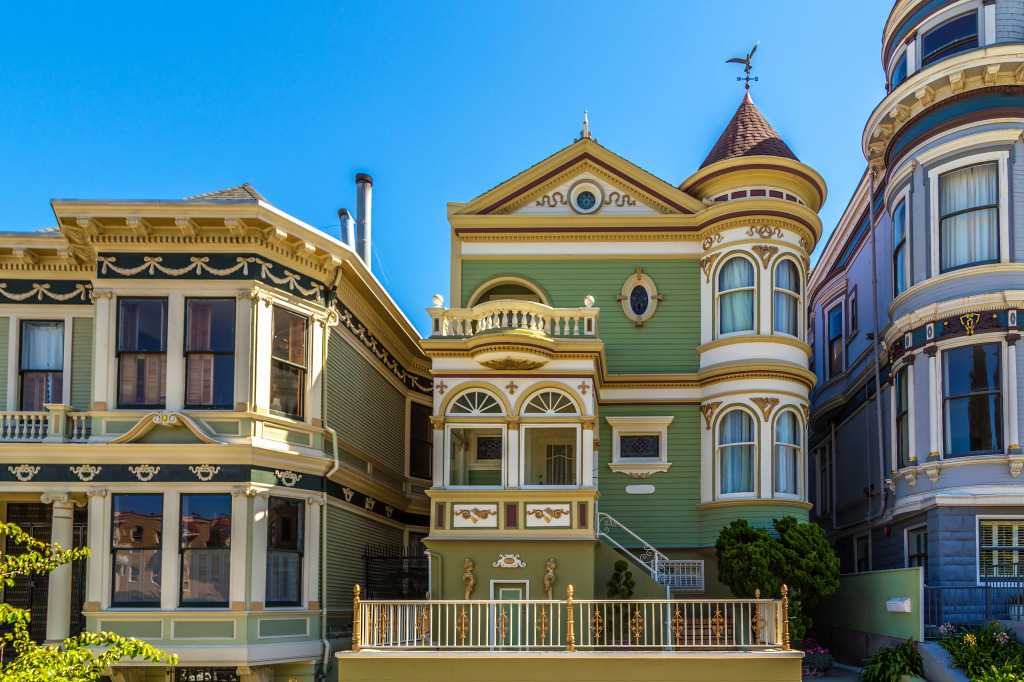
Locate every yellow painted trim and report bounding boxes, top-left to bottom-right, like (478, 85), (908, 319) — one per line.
(698, 334), (812, 356)
(465, 274), (552, 307)
(680, 155), (828, 214)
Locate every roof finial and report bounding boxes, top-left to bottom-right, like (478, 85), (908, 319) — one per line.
(576, 110), (596, 143)
(727, 42), (760, 90)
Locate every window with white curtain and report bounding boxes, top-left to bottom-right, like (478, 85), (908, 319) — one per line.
(718, 257), (755, 335)
(773, 411), (800, 496)
(893, 200), (907, 296)
(20, 320), (63, 411)
(718, 410), (755, 495)
(939, 162), (998, 272)
(773, 260), (800, 336)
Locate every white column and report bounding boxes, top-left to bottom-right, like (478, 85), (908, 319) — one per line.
(6, 317), (17, 411)
(229, 489), (249, 609)
(41, 492), (76, 642)
(431, 420), (444, 485)
(250, 493), (269, 609)
(581, 419), (595, 487)
(309, 317), (326, 425)
(984, 0), (997, 45)
(1007, 337), (1020, 452)
(927, 347), (940, 458)
(506, 420), (520, 488)
(159, 493), (179, 611)
(905, 40), (917, 78)
(165, 292), (185, 411)
(759, 411), (772, 497)
(233, 296), (253, 411)
(84, 489), (108, 608)
(305, 497), (323, 609)
(92, 294), (113, 410)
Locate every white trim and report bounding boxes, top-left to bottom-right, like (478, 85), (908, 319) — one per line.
(714, 407), (759, 500)
(936, 334), (1010, 459)
(489, 579), (530, 600)
(904, 523), (929, 583)
(519, 422), (582, 489)
(915, 0), (982, 70)
(889, 183), (912, 297)
(770, 407), (804, 500)
(975, 515), (1024, 585)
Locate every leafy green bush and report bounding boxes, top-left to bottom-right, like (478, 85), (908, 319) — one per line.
(715, 516), (840, 641)
(939, 621), (1024, 681)
(857, 639), (923, 682)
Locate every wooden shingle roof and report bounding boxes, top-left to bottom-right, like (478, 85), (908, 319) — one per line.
(700, 92), (797, 169)
(183, 183), (267, 202)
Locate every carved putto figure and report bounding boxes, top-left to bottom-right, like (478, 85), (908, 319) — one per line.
(462, 558), (476, 599)
(544, 558), (557, 599)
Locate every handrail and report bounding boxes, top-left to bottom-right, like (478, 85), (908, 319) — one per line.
(428, 299), (599, 338)
(596, 511), (669, 567)
(596, 512), (705, 593)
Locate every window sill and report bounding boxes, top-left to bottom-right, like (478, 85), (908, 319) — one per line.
(607, 461), (671, 478)
(697, 499), (813, 510)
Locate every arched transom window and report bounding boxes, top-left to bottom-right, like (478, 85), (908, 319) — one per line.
(445, 389), (504, 488)
(522, 390), (579, 416)
(520, 389), (580, 487)
(447, 389), (504, 416)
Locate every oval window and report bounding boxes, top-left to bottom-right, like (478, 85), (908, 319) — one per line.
(576, 191), (596, 210)
(629, 285), (649, 316)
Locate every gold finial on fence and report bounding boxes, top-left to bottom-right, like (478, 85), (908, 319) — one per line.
(352, 584), (361, 652)
(565, 585), (576, 652)
(781, 584), (790, 650)
(755, 588), (760, 599)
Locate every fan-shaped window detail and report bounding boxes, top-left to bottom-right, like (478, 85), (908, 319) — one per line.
(447, 390), (504, 416)
(522, 390), (580, 416)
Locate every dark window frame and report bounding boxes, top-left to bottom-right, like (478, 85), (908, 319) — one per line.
(408, 401), (433, 480)
(895, 366), (911, 469)
(184, 298), (236, 410)
(179, 493), (232, 608)
(19, 319), (64, 411)
(269, 306), (307, 421)
(826, 303), (844, 380)
(890, 51), (908, 89)
(893, 199), (908, 296)
(938, 161), (1000, 274)
(110, 493), (163, 608)
(907, 526), (929, 584)
(942, 342), (1003, 457)
(265, 495), (304, 608)
(116, 297), (169, 409)
(921, 11), (979, 66)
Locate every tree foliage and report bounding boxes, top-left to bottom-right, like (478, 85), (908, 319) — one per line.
(606, 559), (636, 599)
(0, 521), (176, 681)
(715, 516), (840, 642)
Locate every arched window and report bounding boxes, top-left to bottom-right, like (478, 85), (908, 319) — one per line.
(773, 259), (800, 336)
(718, 257), (755, 335)
(774, 411), (800, 496)
(520, 389), (580, 487)
(445, 389), (504, 488)
(718, 410), (756, 495)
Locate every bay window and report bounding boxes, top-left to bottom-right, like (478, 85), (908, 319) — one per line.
(112, 494), (163, 607)
(718, 257), (755, 335)
(20, 320), (63, 410)
(773, 411), (800, 496)
(939, 162), (998, 272)
(921, 12), (978, 66)
(773, 259), (800, 337)
(266, 496), (303, 607)
(118, 298), (168, 408)
(521, 390), (579, 487)
(270, 307), (307, 420)
(180, 494), (231, 606)
(893, 200), (907, 296)
(943, 343), (1002, 457)
(718, 410), (755, 496)
(185, 299), (235, 409)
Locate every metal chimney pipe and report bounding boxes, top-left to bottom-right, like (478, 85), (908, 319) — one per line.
(337, 208), (355, 249)
(355, 173), (372, 269)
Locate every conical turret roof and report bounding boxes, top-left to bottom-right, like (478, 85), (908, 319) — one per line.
(699, 92), (797, 169)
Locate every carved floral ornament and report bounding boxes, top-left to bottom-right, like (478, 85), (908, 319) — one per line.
(8, 465), (40, 482)
(750, 397), (780, 422)
(128, 465), (160, 482)
(189, 464), (220, 481)
(700, 402), (722, 430)
(275, 470), (302, 487)
(745, 225), (784, 240)
(455, 508), (495, 524)
(700, 253), (721, 284)
(70, 465), (102, 482)
(751, 244), (779, 269)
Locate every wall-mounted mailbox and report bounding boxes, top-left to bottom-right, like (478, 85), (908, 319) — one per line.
(886, 597), (912, 613)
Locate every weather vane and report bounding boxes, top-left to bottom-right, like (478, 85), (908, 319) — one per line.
(727, 42), (759, 90)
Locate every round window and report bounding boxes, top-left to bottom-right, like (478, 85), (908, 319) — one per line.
(576, 191), (596, 210)
(629, 285), (649, 316)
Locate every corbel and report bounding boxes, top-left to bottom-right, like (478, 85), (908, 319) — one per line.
(224, 217), (249, 237)
(985, 64), (1001, 86)
(76, 217), (103, 237)
(890, 103), (911, 123)
(1009, 455), (1024, 478)
(11, 248), (38, 265)
(877, 123), (894, 140)
(294, 242), (315, 259)
(914, 85), (934, 107)
(58, 248), (81, 266)
(263, 227), (287, 246)
(125, 217), (152, 236)
(949, 71), (965, 94)
(175, 218), (199, 237)
(904, 469), (918, 487)
(922, 462), (941, 485)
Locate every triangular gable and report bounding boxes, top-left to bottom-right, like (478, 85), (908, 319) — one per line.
(456, 139), (705, 216)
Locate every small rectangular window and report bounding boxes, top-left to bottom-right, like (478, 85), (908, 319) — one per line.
(908, 527), (929, 584)
(619, 435), (660, 458)
(893, 200), (908, 296)
(939, 162), (998, 272)
(855, 534), (870, 573)
(266, 496), (304, 607)
(118, 298), (168, 408)
(848, 290), (858, 337)
(270, 307), (307, 420)
(180, 494), (231, 606)
(827, 305), (843, 379)
(979, 520), (1024, 581)
(185, 299), (236, 409)
(20, 320), (64, 410)
(818, 443), (833, 516)
(112, 494), (163, 607)
(922, 12), (978, 66)
(409, 402), (433, 480)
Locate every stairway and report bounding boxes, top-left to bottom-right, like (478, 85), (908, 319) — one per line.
(596, 512), (704, 592)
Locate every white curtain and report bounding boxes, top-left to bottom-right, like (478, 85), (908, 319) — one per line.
(719, 258), (754, 334)
(720, 411), (755, 494)
(940, 163), (997, 271)
(774, 412), (799, 495)
(22, 321), (63, 370)
(773, 260), (799, 335)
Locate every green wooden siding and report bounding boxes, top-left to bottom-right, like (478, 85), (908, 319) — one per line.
(324, 331), (407, 474)
(698, 505), (809, 546)
(597, 404), (702, 547)
(70, 317), (93, 410)
(460, 259), (700, 374)
(0, 318), (8, 408)
(324, 505), (404, 611)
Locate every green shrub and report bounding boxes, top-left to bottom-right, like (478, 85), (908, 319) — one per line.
(939, 621), (1024, 681)
(857, 639), (923, 682)
(802, 637), (834, 673)
(606, 559), (635, 599)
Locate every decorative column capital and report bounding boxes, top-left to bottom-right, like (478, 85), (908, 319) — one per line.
(580, 417), (597, 430)
(506, 418), (521, 431)
(429, 416), (445, 431)
(923, 344), (938, 357)
(85, 488), (108, 498)
(40, 492), (82, 508)
(1006, 332), (1020, 346)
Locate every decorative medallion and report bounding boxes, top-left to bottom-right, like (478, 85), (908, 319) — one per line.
(751, 397), (780, 422)
(8, 464), (40, 482)
(700, 253), (721, 283)
(941, 312), (999, 337)
(700, 401), (722, 430)
(746, 225), (784, 240)
(702, 233), (724, 250)
(751, 244), (779, 269)
(70, 465), (101, 482)
(189, 464), (220, 482)
(274, 469), (302, 487)
(617, 268), (662, 326)
(128, 465), (160, 482)
(492, 553), (527, 569)
(568, 179), (604, 215)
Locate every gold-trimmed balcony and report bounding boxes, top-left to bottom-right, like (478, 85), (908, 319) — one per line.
(426, 488), (598, 539)
(424, 299), (602, 370)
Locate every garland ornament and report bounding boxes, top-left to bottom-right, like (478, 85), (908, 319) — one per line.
(70, 465), (102, 482)
(275, 470), (302, 487)
(189, 464), (221, 481)
(129, 465), (160, 482)
(0, 282), (93, 302)
(8, 465), (40, 482)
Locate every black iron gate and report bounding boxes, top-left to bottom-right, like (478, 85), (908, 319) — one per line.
(1, 503), (88, 649)
(363, 543), (429, 599)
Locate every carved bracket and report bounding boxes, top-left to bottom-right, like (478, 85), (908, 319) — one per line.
(700, 402), (722, 430)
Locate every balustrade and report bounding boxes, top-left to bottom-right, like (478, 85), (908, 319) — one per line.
(0, 412), (49, 441)
(430, 300), (598, 339)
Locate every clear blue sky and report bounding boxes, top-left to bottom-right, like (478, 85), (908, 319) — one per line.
(1, 1), (891, 334)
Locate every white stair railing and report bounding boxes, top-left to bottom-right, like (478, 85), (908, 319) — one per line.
(597, 512), (704, 592)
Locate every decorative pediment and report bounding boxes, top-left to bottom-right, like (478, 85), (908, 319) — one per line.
(455, 139), (704, 217)
(106, 412), (224, 445)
